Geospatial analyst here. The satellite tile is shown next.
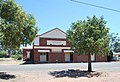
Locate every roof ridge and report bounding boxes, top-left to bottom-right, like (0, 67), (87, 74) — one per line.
(39, 28), (66, 36)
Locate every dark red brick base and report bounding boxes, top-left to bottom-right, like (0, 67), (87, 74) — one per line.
(23, 49), (107, 64)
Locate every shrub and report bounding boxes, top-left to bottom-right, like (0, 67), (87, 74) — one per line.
(0, 50), (7, 58)
(107, 50), (113, 61)
(11, 54), (23, 60)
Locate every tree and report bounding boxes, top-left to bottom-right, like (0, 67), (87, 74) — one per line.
(67, 16), (110, 72)
(113, 42), (120, 52)
(0, 0), (38, 52)
(0, 50), (7, 58)
(109, 33), (120, 52)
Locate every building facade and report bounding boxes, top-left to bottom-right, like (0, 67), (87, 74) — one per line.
(23, 28), (107, 64)
(113, 53), (120, 61)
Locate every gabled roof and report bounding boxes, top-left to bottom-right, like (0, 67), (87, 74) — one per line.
(39, 28), (66, 39)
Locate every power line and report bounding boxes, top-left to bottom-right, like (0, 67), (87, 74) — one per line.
(70, 0), (120, 13)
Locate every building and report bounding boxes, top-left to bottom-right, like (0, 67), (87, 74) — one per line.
(113, 52), (120, 61)
(23, 28), (107, 64)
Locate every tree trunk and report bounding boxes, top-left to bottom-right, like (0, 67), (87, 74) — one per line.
(88, 54), (92, 72)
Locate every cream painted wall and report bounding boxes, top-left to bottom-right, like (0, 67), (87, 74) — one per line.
(40, 28), (66, 38)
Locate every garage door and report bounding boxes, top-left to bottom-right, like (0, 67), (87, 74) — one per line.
(40, 53), (47, 62)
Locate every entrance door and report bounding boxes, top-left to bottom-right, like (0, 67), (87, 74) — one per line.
(40, 53), (47, 62)
(91, 54), (95, 61)
(65, 53), (70, 62)
(27, 51), (30, 59)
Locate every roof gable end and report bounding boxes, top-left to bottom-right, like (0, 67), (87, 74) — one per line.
(40, 28), (66, 39)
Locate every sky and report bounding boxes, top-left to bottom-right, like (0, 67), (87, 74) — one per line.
(16, 0), (120, 36)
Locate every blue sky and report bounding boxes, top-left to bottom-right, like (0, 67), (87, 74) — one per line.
(16, 0), (120, 36)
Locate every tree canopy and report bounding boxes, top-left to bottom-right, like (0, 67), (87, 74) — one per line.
(0, 0), (38, 51)
(109, 33), (120, 52)
(67, 15), (110, 71)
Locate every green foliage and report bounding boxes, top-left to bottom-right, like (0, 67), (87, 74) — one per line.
(67, 15), (110, 55)
(0, 50), (7, 58)
(107, 50), (113, 61)
(0, 0), (38, 50)
(11, 54), (23, 60)
(113, 42), (120, 52)
(67, 15), (110, 71)
(109, 33), (120, 52)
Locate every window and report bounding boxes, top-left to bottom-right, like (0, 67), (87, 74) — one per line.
(40, 53), (42, 55)
(47, 40), (66, 45)
(40, 52), (48, 55)
(44, 53), (46, 55)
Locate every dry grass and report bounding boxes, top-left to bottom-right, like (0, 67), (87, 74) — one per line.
(0, 71), (119, 82)
(0, 59), (120, 82)
(0, 58), (24, 65)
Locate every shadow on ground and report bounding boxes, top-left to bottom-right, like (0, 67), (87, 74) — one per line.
(20, 61), (34, 65)
(49, 69), (102, 78)
(0, 72), (16, 80)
